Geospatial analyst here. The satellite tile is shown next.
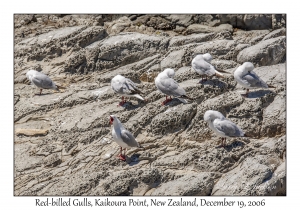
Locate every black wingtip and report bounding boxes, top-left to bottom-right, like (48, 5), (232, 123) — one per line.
(267, 84), (276, 88)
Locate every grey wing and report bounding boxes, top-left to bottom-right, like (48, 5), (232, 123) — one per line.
(214, 119), (244, 137)
(157, 77), (186, 97)
(192, 59), (215, 76)
(31, 74), (55, 89)
(120, 130), (139, 147)
(112, 78), (141, 95)
(242, 72), (268, 88)
(125, 78), (142, 94)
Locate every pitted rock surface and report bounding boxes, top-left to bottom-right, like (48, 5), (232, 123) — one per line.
(14, 14), (286, 196)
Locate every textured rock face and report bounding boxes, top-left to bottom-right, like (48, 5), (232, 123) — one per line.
(14, 14), (286, 196)
(237, 36), (286, 66)
(212, 154), (285, 196)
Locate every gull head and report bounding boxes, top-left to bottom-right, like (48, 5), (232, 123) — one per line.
(204, 110), (225, 123)
(203, 53), (213, 62)
(163, 68), (175, 78)
(241, 62), (255, 74)
(26, 69), (37, 81)
(109, 115), (115, 125)
(193, 54), (203, 61)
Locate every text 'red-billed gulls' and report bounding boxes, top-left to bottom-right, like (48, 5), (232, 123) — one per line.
(234, 62), (269, 97)
(26, 70), (59, 95)
(192, 53), (224, 83)
(204, 110), (245, 147)
(155, 68), (193, 105)
(111, 75), (145, 106)
(110, 115), (141, 161)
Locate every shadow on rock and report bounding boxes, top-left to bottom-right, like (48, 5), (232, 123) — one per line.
(247, 89), (275, 98)
(34, 92), (53, 96)
(127, 154), (141, 166)
(224, 140), (245, 152)
(122, 101), (147, 110)
(201, 78), (228, 89)
(215, 140), (245, 151)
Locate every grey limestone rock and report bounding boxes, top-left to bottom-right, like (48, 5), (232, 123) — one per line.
(212, 155), (283, 195)
(237, 36), (286, 66)
(185, 24), (233, 35)
(150, 172), (215, 196)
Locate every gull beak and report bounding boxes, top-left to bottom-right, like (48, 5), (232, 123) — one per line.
(109, 116), (113, 125)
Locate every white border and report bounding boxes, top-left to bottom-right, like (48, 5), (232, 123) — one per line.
(3, 0), (296, 209)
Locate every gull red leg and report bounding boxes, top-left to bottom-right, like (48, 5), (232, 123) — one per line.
(162, 95), (173, 105)
(119, 147), (126, 161)
(117, 147), (122, 157)
(117, 147), (126, 161)
(37, 89), (43, 95)
(118, 96), (126, 106)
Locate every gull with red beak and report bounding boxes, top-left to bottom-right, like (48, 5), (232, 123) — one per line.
(109, 115), (141, 161)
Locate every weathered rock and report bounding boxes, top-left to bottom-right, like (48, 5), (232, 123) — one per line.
(165, 15), (194, 27)
(185, 24), (233, 34)
(212, 155), (283, 195)
(105, 16), (132, 34)
(217, 15), (245, 28)
(237, 36), (286, 66)
(151, 172), (215, 195)
(261, 94), (286, 137)
(243, 15), (272, 30)
(169, 31), (232, 48)
(262, 28), (286, 41)
(233, 30), (270, 45)
(160, 49), (185, 69)
(272, 14), (286, 29)
(149, 103), (197, 136)
(16, 128), (49, 136)
(64, 32), (169, 73)
(218, 14), (273, 30)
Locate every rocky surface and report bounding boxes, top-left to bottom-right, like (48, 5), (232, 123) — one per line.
(14, 14), (286, 196)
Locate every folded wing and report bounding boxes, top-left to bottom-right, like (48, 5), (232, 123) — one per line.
(213, 119), (244, 137)
(31, 73), (55, 89)
(112, 77), (142, 95)
(120, 129), (139, 147)
(156, 77), (186, 97)
(242, 72), (268, 88)
(192, 58), (216, 76)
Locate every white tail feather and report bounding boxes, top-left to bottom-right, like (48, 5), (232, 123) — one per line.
(134, 94), (144, 101)
(215, 70), (224, 78)
(178, 98), (188, 104)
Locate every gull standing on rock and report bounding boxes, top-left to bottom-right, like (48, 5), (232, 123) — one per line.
(111, 75), (145, 106)
(204, 110), (245, 147)
(234, 62), (269, 97)
(109, 115), (141, 161)
(155, 68), (193, 105)
(192, 53), (224, 83)
(26, 69), (59, 95)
